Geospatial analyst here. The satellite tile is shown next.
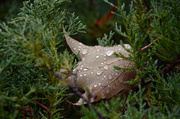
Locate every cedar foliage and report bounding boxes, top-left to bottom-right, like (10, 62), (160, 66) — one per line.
(0, 0), (180, 118)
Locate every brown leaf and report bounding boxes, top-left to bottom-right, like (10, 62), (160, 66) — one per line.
(63, 26), (136, 105)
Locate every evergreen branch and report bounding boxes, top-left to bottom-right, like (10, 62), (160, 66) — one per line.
(1, 0), (179, 118)
(142, 56), (180, 86)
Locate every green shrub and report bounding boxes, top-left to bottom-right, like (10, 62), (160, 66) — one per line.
(0, 0), (179, 118)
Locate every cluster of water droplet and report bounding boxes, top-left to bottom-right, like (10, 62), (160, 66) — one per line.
(65, 32), (134, 103)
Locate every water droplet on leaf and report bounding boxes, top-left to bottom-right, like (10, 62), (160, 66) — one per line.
(82, 49), (88, 54)
(106, 50), (114, 56)
(96, 55), (99, 58)
(104, 65), (108, 70)
(97, 70), (103, 75)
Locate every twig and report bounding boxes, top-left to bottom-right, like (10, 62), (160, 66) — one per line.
(51, 69), (64, 80)
(72, 72), (105, 118)
(146, 97), (151, 107)
(137, 35), (164, 54)
(139, 38), (157, 52)
(149, 57), (180, 79)
(21, 106), (34, 118)
(33, 100), (51, 119)
(51, 69), (105, 119)
(131, 102), (137, 106)
(138, 56), (180, 95)
(121, 97), (128, 115)
(147, 85), (151, 97)
(159, 57), (180, 74)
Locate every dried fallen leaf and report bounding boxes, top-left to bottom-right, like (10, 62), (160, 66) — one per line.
(63, 27), (136, 105)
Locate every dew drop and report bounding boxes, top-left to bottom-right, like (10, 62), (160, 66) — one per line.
(98, 83), (101, 85)
(82, 49), (88, 54)
(106, 50), (114, 56)
(97, 70), (103, 75)
(83, 68), (88, 71)
(96, 55), (99, 58)
(79, 43), (82, 45)
(108, 75), (112, 79)
(94, 84), (97, 87)
(80, 74), (83, 77)
(124, 44), (131, 49)
(84, 73), (87, 76)
(73, 47), (76, 50)
(104, 65), (108, 70)
(91, 72), (94, 74)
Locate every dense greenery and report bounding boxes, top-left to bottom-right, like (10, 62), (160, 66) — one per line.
(0, 0), (179, 118)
